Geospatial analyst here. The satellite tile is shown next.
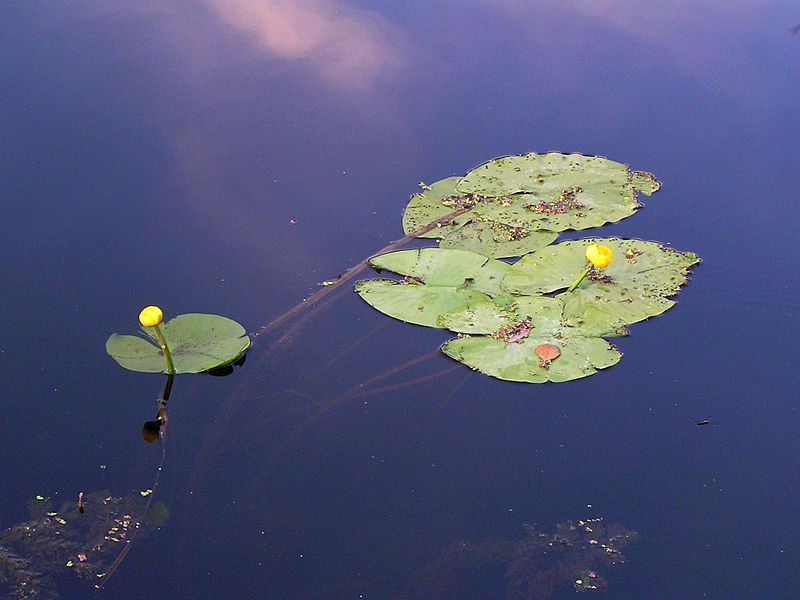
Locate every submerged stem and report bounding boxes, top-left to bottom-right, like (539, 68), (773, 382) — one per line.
(250, 205), (474, 342)
(567, 265), (591, 292)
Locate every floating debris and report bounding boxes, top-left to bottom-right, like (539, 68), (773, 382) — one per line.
(411, 516), (638, 599)
(535, 343), (561, 368)
(0, 491), (167, 598)
(525, 186), (585, 215)
(493, 316), (533, 344)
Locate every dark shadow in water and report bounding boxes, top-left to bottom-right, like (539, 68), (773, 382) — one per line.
(206, 353), (248, 378)
(0, 491), (168, 599)
(410, 517), (638, 599)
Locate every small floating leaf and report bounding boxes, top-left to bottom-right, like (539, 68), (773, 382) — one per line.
(535, 343), (561, 367)
(106, 313), (251, 374)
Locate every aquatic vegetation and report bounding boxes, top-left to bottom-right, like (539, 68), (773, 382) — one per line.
(403, 153), (660, 259)
(357, 239), (697, 382)
(411, 516), (638, 599)
(0, 491), (167, 598)
(356, 153), (699, 383)
(106, 308), (250, 374)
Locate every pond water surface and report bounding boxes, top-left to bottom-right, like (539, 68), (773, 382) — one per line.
(2, 2), (799, 598)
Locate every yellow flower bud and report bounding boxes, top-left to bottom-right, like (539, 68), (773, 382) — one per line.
(138, 305), (163, 327)
(585, 244), (613, 269)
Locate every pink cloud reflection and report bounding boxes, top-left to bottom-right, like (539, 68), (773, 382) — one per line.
(205, 0), (405, 90)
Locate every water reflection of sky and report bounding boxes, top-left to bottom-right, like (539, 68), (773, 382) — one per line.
(1, 1), (799, 598)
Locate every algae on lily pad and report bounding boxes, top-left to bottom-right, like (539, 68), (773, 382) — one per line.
(502, 238), (700, 329)
(402, 153), (660, 258)
(106, 313), (251, 374)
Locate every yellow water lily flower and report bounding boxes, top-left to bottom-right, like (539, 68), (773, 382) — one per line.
(585, 244), (613, 269)
(138, 305), (163, 327)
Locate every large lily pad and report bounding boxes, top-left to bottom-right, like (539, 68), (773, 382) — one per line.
(442, 334), (621, 384)
(439, 294), (623, 383)
(502, 238), (700, 328)
(401, 153), (660, 258)
(106, 313), (251, 374)
(355, 248), (510, 327)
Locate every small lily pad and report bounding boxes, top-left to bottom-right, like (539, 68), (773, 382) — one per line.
(106, 314), (251, 374)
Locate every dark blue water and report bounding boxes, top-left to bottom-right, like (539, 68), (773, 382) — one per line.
(2, 2), (799, 598)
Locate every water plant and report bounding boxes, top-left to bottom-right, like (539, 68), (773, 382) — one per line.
(106, 307), (250, 374)
(355, 152), (700, 383)
(104, 154), (698, 388)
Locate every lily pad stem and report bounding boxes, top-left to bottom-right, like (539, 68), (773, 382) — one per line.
(151, 324), (176, 375)
(567, 265), (591, 292)
(250, 205), (475, 341)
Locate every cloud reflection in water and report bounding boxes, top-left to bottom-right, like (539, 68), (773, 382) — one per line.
(205, 0), (406, 91)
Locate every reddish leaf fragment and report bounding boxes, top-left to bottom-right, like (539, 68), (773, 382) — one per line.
(535, 343), (560, 368)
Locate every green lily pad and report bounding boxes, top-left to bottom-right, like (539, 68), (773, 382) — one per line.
(442, 334), (621, 384)
(355, 248), (511, 327)
(502, 238), (700, 327)
(438, 220), (559, 259)
(106, 313), (251, 374)
(402, 177), (465, 239)
(355, 248), (627, 382)
(401, 153), (660, 258)
(436, 295), (560, 336)
(438, 293), (624, 383)
(438, 294), (626, 339)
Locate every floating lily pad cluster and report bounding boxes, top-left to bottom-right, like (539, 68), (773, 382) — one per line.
(357, 153), (699, 383)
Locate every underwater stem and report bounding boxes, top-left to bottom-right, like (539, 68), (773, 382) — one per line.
(567, 265), (591, 292)
(151, 324), (176, 375)
(250, 205), (474, 341)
